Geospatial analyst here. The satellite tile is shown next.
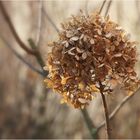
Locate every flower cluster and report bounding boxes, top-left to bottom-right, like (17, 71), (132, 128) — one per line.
(44, 12), (139, 108)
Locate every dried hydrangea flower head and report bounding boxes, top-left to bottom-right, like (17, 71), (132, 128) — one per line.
(44, 12), (139, 108)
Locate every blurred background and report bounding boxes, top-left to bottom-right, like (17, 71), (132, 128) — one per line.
(0, 0), (140, 139)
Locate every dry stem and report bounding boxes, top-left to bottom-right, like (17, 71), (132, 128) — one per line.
(99, 81), (111, 139)
(36, 0), (43, 46)
(42, 4), (59, 33)
(99, 0), (107, 14)
(97, 87), (140, 131)
(104, 0), (112, 17)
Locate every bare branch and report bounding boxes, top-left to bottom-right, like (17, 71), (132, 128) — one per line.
(99, 0), (106, 14)
(97, 87), (140, 131)
(0, 1), (36, 55)
(36, 0), (43, 46)
(42, 5), (59, 33)
(104, 0), (112, 17)
(0, 34), (44, 76)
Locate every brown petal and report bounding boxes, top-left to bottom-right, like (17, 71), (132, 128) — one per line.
(90, 39), (95, 44)
(68, 47), (75, 55)
(114, 53), (122, 57)
(76, 47), (84, 53)
(82, 52), (87, 60)
(66, 31), (74, 38)
(70, 36), (79, 41)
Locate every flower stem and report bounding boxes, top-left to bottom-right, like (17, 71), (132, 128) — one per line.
(99, 81), (111, 139)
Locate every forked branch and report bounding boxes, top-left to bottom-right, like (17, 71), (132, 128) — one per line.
(97, 87), (140, 131)
(0, 35), (44, 76)
(0, 1), (36, 55)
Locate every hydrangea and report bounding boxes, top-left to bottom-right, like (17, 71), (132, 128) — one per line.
(44, 12), (139, 108)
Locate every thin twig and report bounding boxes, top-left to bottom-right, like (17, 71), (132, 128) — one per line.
(96, 87), (140, 131)
(0, 1), (36, 55)
(0, 35), (44, 76)
(28, 38), (48, 76)
(81, 109), (98, 139)
(85, 0), (89, 16)
(99, 0), (106, 14)
(42, 5), (59, 33)
(99, 81), (111, 139)
(136, 0), (140, 25)
(36, 0), (43, 46)
(104, 0), (112, 17)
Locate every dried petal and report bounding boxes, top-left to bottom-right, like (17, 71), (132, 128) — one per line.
(68, 47), (75, 55)
(78, 98), (87, 104)
(82, 52), (87, 60)
(114, 53), (122, 57)
(90, 39), (95, 44)
(66, 31), (74, 38)
(70, 36), (79, 41)
(76, 47), (84, 53)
